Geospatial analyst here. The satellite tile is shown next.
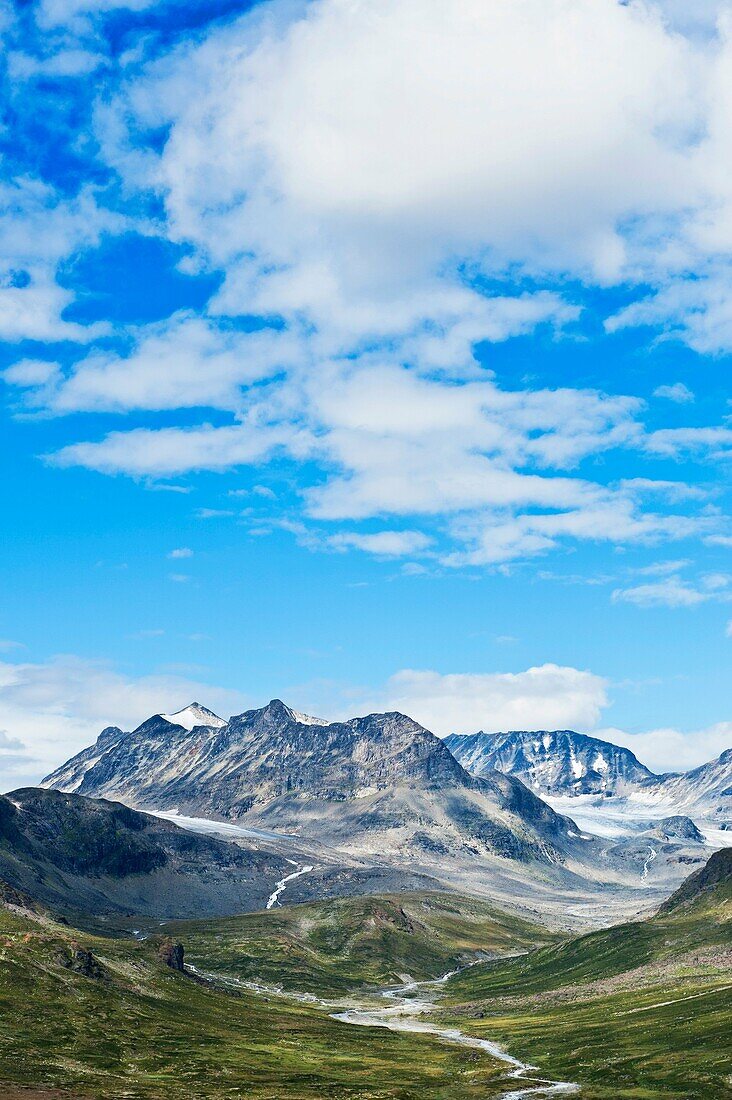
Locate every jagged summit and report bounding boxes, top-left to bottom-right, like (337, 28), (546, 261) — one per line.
(42, 698), (581, 871)
(158, 702), (227, 731)
(445, 729), (657, 797)
(239, 699), (328, 728)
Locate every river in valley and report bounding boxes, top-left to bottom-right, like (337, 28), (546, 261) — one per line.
(187, 961), (579, 1098)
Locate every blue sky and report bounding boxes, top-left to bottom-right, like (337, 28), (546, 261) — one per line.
(0, 0), (731, 785)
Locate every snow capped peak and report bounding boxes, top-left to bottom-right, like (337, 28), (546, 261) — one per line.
(158, 702), (227, 731)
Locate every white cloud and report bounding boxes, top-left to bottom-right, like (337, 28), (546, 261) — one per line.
(46, 360), (720, 566)
(124, 0), (692, 304)
(4, 0), (731, 578)
(611, 574), (727, 608)
(375, 663), (609, 736)
(618, 478), (709, 502)
(168, 547), (193, 559)
(328, 530), (432, 557)
(633, 559), (692, 577)
(0, 655), (248, 789)
(653, 382), (695, 403)
(9, 48), (105, 79)
(445, 500), (708, 567)
(596, 722), (732, 773)
(644, 426), (732, 460)
(50, 420), (311, 477)
(35, 0), (156, 31)
(0, 181), (120, 344)
(13, 314), (305, 414)
(92, 0), (732, 356)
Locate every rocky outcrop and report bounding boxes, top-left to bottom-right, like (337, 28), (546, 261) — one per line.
(158, 939), (185, 972)
(57, 943), (106, 979)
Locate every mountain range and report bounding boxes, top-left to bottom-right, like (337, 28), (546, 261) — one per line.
(38, 698), (729, 923)
(444, 729), (655, 796)
(43, 700), (579, 871)
(444, 728), (732, 823)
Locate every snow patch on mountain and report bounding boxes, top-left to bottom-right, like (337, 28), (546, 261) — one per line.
(289, 708), (328, 726)
(444, 730), (655, 798)
(158, 703), (227, 731)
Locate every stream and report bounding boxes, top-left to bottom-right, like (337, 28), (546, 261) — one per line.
(641, 845), (657, 882)
(187, 961), (579, 1098)
(265, 862), (314, 909)
(330, 971), (580, 1099)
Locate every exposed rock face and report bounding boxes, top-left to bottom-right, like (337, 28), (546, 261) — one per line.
(444, 732), (732, 825)
(648, 816), (705, 843)
(0, 788), (296, 918)
(158, 939), (185, 972)
(42, 700), (579, 868)
(444, 730), (656, 797)
(57, 944), (106, 979)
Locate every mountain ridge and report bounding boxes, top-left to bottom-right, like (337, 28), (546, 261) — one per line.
(444, 729), (657, 797)
(42, 699), (585, 874)
(0, 786), (296, 918)
(445, 729), (731, 824)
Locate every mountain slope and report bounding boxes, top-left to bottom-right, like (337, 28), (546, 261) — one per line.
(647, 748), (732, 822)
(444, 729), (657, 797)
(443, 849), (732, 1099)
(0, 787), (298, 918)
(163, 891), (554, 995)
(43, 700), (583, 873)
(659, 846), (732, 915)
(0, 890), (514, 1100)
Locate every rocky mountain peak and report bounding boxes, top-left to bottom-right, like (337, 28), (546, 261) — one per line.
(445, 728), (656, 798)
(158, 702), (227, 731)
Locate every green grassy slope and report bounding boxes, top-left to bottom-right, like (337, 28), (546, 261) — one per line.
(443, 848), (732, 1099)
(0, 887), (545, 1099)
(162, 890), (552, 994)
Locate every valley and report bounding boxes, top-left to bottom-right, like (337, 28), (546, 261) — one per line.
(0, 846), (728, 1099)
(1, 699), (730, 1098)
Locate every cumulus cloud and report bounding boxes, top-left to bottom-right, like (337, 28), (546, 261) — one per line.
(90, 0), (732, 354)
(644, 426), (732, 461)
(10, 315), (305, 414)
(36, 0), (156, 27)
(375, 663), (609, 735)
(46, 362), (722, 564)
(0, 655), (248, 788)
(4, 0), (732, 576)
(0, 181), (119, 344)
(50, 420), (311, 477)
(596, 722), (732, 773)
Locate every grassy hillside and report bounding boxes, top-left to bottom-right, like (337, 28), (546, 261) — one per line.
(443, 849), (732, 1099)
(0, 886), (545, 1099)
(162, 890), (553, 994)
